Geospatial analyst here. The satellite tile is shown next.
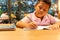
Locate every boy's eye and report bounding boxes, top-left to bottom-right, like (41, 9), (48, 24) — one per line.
(39, 6), (46, 11)
(43, 9), (46, 11)
(39, 6), (42, 9)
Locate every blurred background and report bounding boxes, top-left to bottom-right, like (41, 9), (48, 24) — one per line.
(0, 0), (58, 23)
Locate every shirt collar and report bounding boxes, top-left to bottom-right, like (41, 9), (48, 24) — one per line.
(32, 11), (40, 20)
(32, 11), (48, 20)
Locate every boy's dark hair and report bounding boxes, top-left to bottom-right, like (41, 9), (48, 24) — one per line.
(3, 11), (7, 13)
(35, 0), (51, 8)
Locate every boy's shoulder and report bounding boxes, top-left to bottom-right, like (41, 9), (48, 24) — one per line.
(47, 14), (54, 17)
(26, 11), (35, 16)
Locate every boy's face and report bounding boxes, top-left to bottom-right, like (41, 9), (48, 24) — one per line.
(35, 1), (49, 18)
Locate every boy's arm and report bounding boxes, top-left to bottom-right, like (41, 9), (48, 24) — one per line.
(16, 21), (28, 28)
(49, 21), (60, 30)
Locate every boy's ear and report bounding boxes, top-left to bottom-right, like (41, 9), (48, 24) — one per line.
(34, 5), (37, 10)
(34, 6), (36, 10)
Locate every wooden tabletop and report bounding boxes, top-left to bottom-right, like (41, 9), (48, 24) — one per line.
(0, 28), (60, 40)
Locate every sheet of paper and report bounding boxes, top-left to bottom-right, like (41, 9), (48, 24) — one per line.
(23, 26), (49, 30)
(36, 26), (49, 30)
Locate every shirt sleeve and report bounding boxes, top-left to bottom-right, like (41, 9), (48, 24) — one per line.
(54, 17), (60, 22)
(49, 15), (56, 24)
(21, 15), (31, 23)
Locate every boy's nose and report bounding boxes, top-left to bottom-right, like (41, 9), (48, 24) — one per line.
(40, 9), (44, 12)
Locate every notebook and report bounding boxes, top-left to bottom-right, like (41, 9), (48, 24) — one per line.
(0, 24), (16, 31)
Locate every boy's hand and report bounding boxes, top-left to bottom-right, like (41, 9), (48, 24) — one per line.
(26, 22), (37, 29)
(49, 24), (60, 30)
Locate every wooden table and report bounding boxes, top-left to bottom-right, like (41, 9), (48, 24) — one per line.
(0, 28), (60, 40)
